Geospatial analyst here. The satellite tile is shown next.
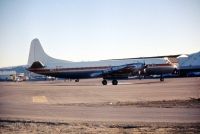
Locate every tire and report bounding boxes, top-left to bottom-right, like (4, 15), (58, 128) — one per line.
(102, 79), (107, 85)
(160, 77), (164, 82)
(112, 79), (118, 85)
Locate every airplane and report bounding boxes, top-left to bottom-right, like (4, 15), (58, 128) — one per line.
(27, 38), (177, 85)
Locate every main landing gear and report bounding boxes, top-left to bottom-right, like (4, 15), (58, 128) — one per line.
(102, 79), (118, 85)
(112, 79), (118, 85)
(160, 74), (164, 82)
(102, 79), (107, 85)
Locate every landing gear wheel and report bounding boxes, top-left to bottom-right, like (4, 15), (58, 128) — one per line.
(112, 79), (118, 85)
(102, 79), (107, 85)
(160, 77), (164, 82)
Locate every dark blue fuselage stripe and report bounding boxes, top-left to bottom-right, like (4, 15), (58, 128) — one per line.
(40, 70), (102, 79)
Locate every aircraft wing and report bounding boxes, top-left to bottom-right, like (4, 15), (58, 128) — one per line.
(90, 63), (144, 78)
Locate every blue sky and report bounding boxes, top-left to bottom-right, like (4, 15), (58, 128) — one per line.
(0, 0), (200, 67)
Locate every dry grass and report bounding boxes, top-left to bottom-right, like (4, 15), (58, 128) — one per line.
(1, 120), (200, 134)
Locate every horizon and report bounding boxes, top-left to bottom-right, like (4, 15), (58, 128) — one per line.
(0, 0), (200, 67)
(1, 44), (199, 69)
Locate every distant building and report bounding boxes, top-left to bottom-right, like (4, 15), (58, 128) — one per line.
(0, 70), (16, 81)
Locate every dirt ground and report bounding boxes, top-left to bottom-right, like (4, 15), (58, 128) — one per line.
(0, 77), (200, 133)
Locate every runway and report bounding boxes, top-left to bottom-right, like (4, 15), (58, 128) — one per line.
(0, 77), (199, 123)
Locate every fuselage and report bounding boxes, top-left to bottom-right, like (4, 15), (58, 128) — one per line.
(28, 62), (144, 79)
(29, 66), (109, 79)
(28, 62), (176, 79)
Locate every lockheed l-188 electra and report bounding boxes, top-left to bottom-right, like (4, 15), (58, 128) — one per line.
(27, 39), (177, 85)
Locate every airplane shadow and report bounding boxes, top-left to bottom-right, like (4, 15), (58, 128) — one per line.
(37, 84), (102, 87)
(31, 79), (164, 87)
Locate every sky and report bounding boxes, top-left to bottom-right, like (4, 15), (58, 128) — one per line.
(0, 0), (200, 67)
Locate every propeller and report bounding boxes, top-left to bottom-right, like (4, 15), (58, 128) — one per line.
(138, 62), (148, 80)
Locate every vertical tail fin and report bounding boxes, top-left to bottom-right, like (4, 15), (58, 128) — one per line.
(28, 38), (50, 66)
(28, 38), (71, 67)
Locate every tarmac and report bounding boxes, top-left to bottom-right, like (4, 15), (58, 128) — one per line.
(0, 77), (200, 133)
